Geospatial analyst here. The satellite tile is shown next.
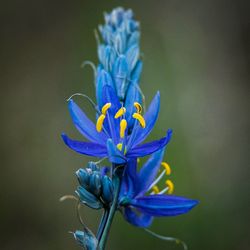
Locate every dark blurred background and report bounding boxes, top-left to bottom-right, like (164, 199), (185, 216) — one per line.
(1, 0), (250, 249)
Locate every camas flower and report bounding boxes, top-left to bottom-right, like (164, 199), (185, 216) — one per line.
(118, 148), (198, 227)
(62, 83), (172, 164)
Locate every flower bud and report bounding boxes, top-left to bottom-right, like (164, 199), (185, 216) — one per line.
(73, 230), (98, 250)
(76, 168), (90, 189)
(89, 172), (102, 197)
(101, 175), (114, 204)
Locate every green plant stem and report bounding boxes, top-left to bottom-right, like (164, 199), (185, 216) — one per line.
(98, 173), (121, 250)
(96, 209), (109, 241)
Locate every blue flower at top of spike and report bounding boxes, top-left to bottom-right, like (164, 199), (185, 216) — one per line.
(118, 148), (199, 227)
(62, 82), (172, 164)
(97, 7), (142, 102)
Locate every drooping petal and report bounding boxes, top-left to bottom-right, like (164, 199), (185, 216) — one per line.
(135, 148), (165, 197)
(123, 207), (153, 228)
(127, 129), (172, 158)
(130, 194), (199, 217)
(106, 139), (126, 164)
(132, 91), (161, 146)
(61, 133), (107, 157)
(68, 99), (107, 143)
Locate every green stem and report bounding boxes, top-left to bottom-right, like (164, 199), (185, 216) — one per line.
(96, 209), (109, 241)
(98, 173), (121, 250)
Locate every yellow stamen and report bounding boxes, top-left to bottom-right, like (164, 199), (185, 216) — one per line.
(120, 119), (127, 138)
(96, 114), (106, 132)
(117, 143), (123, 151)
(132, 113), (146, 128)
(134, 102), (142, 114)
(115, 107), (126, 119)
(101, 103), (111, 115)
(161, 162), (171, 175)
(137, 158), (140, 163)
(166, 180), (174, 194)
(152, 185), (159, 194)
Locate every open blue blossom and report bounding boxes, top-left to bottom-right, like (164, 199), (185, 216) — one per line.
(118, 149), (198, 227)
(62, 83), (172, 164)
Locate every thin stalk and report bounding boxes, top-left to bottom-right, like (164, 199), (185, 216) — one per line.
(96, 209), (109, 241)
(98, 173), (121, 250)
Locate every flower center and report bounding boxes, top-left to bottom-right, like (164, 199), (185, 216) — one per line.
(95, 102), (146, 137)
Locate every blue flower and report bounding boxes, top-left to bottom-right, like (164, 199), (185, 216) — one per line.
(118, 149), (198, 227)
(62, 84), (172, 164)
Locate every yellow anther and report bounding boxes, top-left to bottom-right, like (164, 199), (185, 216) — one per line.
(96, 114), (106, 132)
(117, 143), (123, 151)
(101, 103), (111, 115)
(134, 102), (142, 114)
(115, 107), (126, 119)
(166, 180), (174, 194)
(152, 185), (159, 194)
(116, 143), (127, 154)
(161, 162), (171, 175)
(132, 113), (146, 128)
(120, 119), (127, 138)
(137, 158), (140, 163)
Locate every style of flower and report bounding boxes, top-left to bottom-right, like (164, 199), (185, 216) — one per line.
(119, 148), (198, 227)
(62, 83), (172, 164)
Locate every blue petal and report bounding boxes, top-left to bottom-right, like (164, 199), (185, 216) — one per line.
(124, 82), (142, 129)
(135, 148), (165, 196)
(96, 69), (115, 108)
(119, 159), (138, 200)
(102, 84), (121, 110)
(127, 129), (172, 158)
(68, 99), (107, 143)
(102, 85), (121, 143)
(61, 133), (107, 157)
(106, 139), (126, 164)
(130, 194), (199, 217)
(132, 92), (161, 146)
(123, 207), (153, 228)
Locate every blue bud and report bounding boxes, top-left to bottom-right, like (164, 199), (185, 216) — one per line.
(97, 44), (105, 67)
(131, 60), (143, 83)
(113, 32), (126, 54)
(127, 31), (140, 48)
(76, 169), (90, 189)
(113, 55), (128, 99)
(87, 162), (99, 172)
(101, 175), (114, 204)
(96, 69), (115, 108)
(104, 46), (116, 72)
(89, 172), (102, 197)
(126, 44), (139, 72)
(76, 186), (103, 209)
(73, 230), (98, 250)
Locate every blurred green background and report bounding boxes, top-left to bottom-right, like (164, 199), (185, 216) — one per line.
(1, 0), (250, 249)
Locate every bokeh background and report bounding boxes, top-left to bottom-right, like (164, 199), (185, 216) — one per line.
(1, 0), (250, 249)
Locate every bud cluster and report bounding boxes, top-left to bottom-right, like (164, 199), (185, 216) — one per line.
(75, 162), (114, 209)
(96, 7), (142, 103)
